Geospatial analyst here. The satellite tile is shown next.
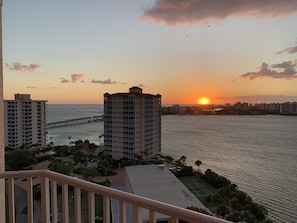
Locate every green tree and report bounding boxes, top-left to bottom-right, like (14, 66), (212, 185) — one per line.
(98, 154), (112, 179)
(216, 205), (229, 218)
(134, 153), (143, 162)
(249, 202), (267, 221)
(87, 142), (97, 155)
(179, 155), (186, 162)
(100, 159), (110, 179)
(230, 197), (243, 211)
(218, 187), (229, 205)
(54, 145), (70, 156)
(211, 193), (222, 203)
(73, 151), (88, 168)
(195, 160), (202, 172)
(6, 149), (37, 170)
(227, 211), (244, 222)
(82, 166), (99, 181)
(163, 155), (174, 162)
(230, 189), (251, 206)
(177, 155), (187, 166)
(48, 159), (73, 175)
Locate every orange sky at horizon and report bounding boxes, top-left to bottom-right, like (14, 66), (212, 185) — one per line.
(3, 1), (297, 105)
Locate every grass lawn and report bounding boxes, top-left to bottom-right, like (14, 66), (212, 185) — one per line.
(178, 176), (218, 209)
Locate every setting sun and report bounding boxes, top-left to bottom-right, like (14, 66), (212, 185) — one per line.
(198, 97), (210, 105)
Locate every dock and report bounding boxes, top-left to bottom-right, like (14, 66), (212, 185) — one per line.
(47, 115), (103, 129)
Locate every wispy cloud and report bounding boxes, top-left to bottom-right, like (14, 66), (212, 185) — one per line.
(240, 61), (297, 80)
(140, 0), (297, 26)
(5, 62), (41, 72)
(60, 78), (69, 83)
(90, 79), (117, 84)
(276, 46), (297, 55)
(27, 86), (37, 89)
(61, 73), (85, 83)
(138, 84), (148, 88)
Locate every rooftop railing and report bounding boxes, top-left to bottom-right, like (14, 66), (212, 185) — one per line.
(0, 170), (230, 223)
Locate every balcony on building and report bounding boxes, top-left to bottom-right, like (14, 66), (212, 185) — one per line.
(0, 168), (231, 223)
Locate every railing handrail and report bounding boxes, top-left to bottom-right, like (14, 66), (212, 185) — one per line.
(0, 170), (231, 223)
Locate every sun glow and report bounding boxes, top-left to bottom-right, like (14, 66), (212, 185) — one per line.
(198, 97), (210, 105)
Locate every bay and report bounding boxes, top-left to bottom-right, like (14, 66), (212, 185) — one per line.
(47, 104), (297, 222)
(162, 115), (297, 223)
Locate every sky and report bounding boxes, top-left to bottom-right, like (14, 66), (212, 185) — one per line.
(3, 0), (297, 105)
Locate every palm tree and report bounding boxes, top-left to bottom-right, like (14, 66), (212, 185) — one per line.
(98, 154), (112, 179)
(178, 155), (186, 162)
(177, 155), (187, 167)
(73, 151), (88, 168)
(100, 159), (110, 179)
(195, 160), (202, 172)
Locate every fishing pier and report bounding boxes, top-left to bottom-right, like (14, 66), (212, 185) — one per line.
(47, 115), (103, 129)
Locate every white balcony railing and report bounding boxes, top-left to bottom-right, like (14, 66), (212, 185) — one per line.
(0, 170), (231, 223)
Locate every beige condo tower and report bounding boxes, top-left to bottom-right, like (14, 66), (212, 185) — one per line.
(103, 87), (161, 160)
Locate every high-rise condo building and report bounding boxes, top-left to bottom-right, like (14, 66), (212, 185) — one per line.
(104, 87), (161, 160)
(4, 94), (47, 149)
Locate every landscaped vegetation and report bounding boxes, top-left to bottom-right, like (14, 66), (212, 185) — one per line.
(5, 143), (273, 223)
(167, 155), (273, 223)
(5, 140), (114, 221)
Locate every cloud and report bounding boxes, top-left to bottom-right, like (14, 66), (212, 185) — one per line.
(90, 79), (117, 85)
(61, 73), (85, 83)
(288, 46), (297, 54)
(240, 61), (297, 80)
(5, 62), (41, 72)
(140, 0), (297, 26)
(276, 46), (297, 55)
(138, 84), (148, 88)
(71, 73), (85, 83)
(60, 78), (69, 83)
(27, 86), (37, 89)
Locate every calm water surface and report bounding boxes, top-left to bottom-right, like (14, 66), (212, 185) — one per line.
(47, 105), (297, 222)
(162, 115), (297, 223)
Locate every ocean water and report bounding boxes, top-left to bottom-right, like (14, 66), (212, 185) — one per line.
(47, 104), (297, 222)
(47, 104), (104, 145)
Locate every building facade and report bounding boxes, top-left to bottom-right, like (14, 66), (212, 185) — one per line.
(280, 102), (297, 115)
(104, 87), (161, 160)
(4, 94), (47, 149)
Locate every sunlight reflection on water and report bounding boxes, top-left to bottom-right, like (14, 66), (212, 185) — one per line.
(48, 105), (297, 222)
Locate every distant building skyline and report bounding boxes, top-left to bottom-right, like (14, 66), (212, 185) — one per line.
(162, 101), (297, 115)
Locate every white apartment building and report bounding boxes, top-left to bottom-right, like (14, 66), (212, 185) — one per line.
(4, 94), (47, 149)
(104, 87), (161, 160)
(280, 102), (297, 115)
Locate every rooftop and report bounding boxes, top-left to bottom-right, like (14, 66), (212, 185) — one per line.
(126, 164), (209, 211)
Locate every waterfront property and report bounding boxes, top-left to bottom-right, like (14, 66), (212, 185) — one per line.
(4, 94), (47, 149)
(125, 164), (211, 222)
(104, 87), (161, 160)
(0, 169), (231, 223)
